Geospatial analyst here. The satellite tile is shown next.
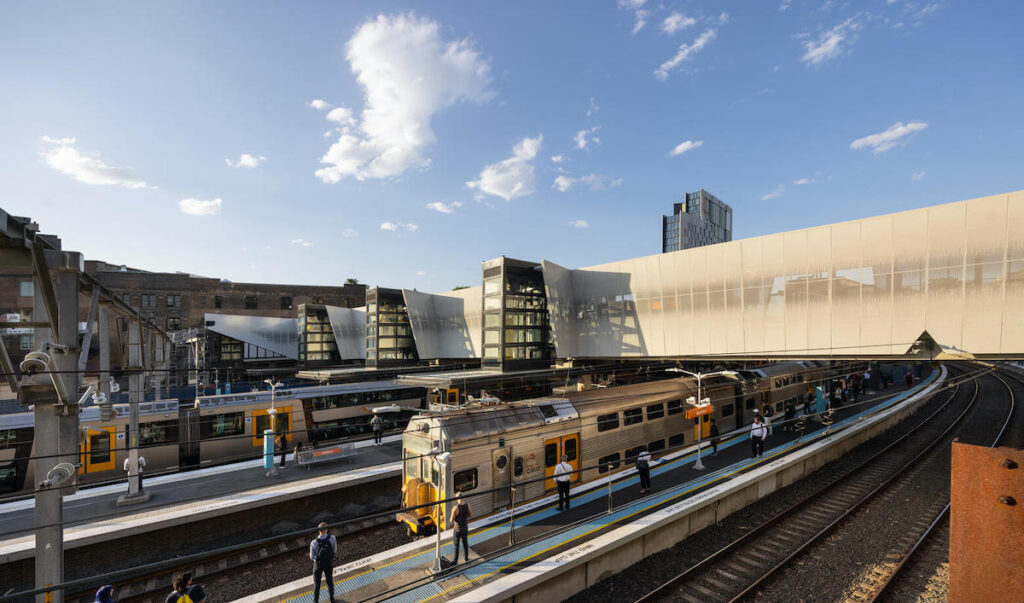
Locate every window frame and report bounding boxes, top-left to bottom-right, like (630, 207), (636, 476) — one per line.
(453, 468), (478, 493)
(597, 413), (619, 432)
(623, 407), (644, 426)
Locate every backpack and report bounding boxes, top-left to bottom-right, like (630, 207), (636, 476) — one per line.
(314, 536), (333, 568)
(170, 593), (193, 603)
(636, 455), (649, 470)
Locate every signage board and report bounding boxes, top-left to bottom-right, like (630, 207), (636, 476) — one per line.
(685, 404), (714, 419)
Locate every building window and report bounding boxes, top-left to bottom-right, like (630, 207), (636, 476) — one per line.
(312, 296), (325, 304)
(167, 317), (181, 330)
(214, 295), (223, 309)
(281, 296), (293, 310)
(20, 335), (33, 350)
(121, 293), (132, 305)
(141, 294), (156, 308)
(244, 296), (257, 310)
(199, 295), (207, 305)
(19, 281), (34, 297)
(166, 294), (182, 308)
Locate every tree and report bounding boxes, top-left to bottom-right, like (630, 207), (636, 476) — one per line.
(452, 285), (470, 291)
(345, 278), (360, 285)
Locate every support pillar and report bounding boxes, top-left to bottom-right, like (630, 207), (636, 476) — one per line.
(117, 320), (149, 505)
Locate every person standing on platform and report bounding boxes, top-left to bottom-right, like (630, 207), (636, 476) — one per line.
(371, 413), (384, 445)
(709, 419), (721, 455)
(124, 454), (147, 493)
(278, 434), (288, 468)
(94, 585), (114, 603)
(554, 454), (573, 511)
(448, 492), (473, 564)
(750, 416), (767, 458)
(182, 572), (206, 602)
(784, 404), (796, 431)
(636, 448), (652, 494)
(310, 522), (337, 603)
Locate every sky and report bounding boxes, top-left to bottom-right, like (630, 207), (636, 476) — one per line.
(1, 1), (1021, 292)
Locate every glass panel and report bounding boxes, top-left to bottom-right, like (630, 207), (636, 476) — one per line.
(89, 433), (111, 464)
(544, 443), (558, 467)
(564, 438), (577, 462)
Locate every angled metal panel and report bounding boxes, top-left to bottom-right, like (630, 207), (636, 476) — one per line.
(204, 313), (298, 359)
(324, 305), (366, 360)
(402, 287), (481, 359)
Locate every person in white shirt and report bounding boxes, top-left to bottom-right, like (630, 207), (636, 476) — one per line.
(750, 417), (767, 458)
(636, 448), (652, 494)
(554, 454), (573, 511)
(123, 455), (147, 492)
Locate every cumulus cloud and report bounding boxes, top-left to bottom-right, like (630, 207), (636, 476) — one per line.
(225, 153), (266, 168)
(465, 135), (542, 200)
(654, 29), (717, 80)
(342, 228), (360, 237)
(308, 99), (330, 110)
(551, 154), (566, 163)
(416, 270), (426, 276)
(912, 170), (927, 181)
(850, 121), (928, 154)
(761, 185), (784, 201)
(554, 173), (623, 192)
(290, 238), (314, 247)
(779, 0), (792, 10)
(794, 177), (815, 185)
(670, 139), (703, 156)
(315, 13), (494, 183)
(40, 136), (149, 189)
(661, 12), (696, 33)
(178, 198), (222, 216)
(426, 201), (462, 214)
(380, 222), (419, 232)
(718, 12), (730, 23)
(574, 127), (601, 150)
(617, 0), (649, 33)
(569, 219), (590, 229)
(325, 107), (355, 126)
(586, 97), (600, 116)
(801, 17), (861, 65)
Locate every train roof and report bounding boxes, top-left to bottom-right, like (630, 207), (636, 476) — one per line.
(563, 378), (698, 415)
(745, 360), (820, 378)
(407, 398), (578, 442)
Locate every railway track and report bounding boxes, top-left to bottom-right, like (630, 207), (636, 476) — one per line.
(635, 363), (1002, 603)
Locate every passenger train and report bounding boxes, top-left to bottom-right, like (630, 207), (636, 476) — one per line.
(398, 361), (854, 535)
(0, 380), (427, 495)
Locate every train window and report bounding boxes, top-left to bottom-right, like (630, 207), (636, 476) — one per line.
(200, 412), (245, 439)
(667, 400), (683, 415)
(598, 453), (621, 473)
(623, 408), (643, 426)
(721, 403), (735, 417)
(254, 411), (290, 438)
(0, 429), (18, 449)
(649, 439), (666, 453)
(565, 438), (577, 462)
(646, 404), (665, 420)
(745, 398), (756, 410)
(669, 433), (686, 447)
(597, 413), (619, 432)
(139, 420), (179, 446)
(496, 454), (508, 470)
(545, 443), (558, 467)
(454, 468), (478, 492)
(537, 405), (559, 419)
(625, 446), (644, 462)
(405, 456), (419, 479)
(513, 457), (523, 477)
(89, 433), (111, 464)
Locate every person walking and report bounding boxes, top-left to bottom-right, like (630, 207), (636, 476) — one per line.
(636, 448), (652, 494)
(554, 454), (573, 511)
(310, 522), (337, 603)
(371, 413), (384, 445)
(784, 404), (796, 432)
(750, 416), (768, 458)
(182, 572), (206, 602)
(164, 576), (193, 603)
(448, 492), (473, 564)
(123, 454), (147, 493)
(278, 434), (288, 468)
(94, 585), (114, 603)
(709, 419), (721, 455)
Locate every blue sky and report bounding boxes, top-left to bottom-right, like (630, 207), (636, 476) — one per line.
(1, 1), (1021, 292)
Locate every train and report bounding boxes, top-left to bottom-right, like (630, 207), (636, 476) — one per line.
(397, 360), (855, 536)
(0, 380), (427, 496)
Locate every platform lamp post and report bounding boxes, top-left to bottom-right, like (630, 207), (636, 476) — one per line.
(264, 378), (281, 477)
(667, 368), (738, 471)
(431, 451), (452, 574)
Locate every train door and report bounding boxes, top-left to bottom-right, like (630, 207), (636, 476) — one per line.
(543, 433), (581, 490)
(78, 426), (116, 475)
(492, 447), (511, 508)
(178, 406), (200, 469)
(693, 415), (712, 441)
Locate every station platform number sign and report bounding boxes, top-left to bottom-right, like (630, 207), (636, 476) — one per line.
(685, 405), (714, 419)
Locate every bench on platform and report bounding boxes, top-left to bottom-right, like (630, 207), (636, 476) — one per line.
(296, 443), (357, 469)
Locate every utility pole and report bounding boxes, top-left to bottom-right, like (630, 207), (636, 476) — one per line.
(117, 319), (149, 505)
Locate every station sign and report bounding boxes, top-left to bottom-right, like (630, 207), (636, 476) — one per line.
(685, 405), (714, 419)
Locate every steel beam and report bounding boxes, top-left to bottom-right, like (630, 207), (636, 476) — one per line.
(29, 240), (60, 334)
(0, 334), (17, 395)
(77, 288), (99, 373)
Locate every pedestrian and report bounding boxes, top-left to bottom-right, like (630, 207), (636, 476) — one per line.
(123, 454), (147, 492)
(371, 413), (384, 445)
(94, 585), (114, 603)
(448, 492), (472, 564)
(310, 522), (337, 603)
(164, 576), (193, 603)
(182, 573), (206, 603)
(636, 447), (652, 494)
(709, 418), (721, 455)
(750, 416), (767, 458)
(278, 434), (288, 468)
(784, 404), (796, 432)
(554, 454), (573, 511)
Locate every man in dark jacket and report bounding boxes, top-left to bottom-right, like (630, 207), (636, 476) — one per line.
(310, 522), (338, 603)
(709, 419), (721, 455)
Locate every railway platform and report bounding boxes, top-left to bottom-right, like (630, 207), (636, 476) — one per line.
(239, 368), (944, 603)
(0, 434), (402, 563)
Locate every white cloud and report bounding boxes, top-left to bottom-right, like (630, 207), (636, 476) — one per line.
(718, 12), (731, 24)
(794, 177), (815, 185)
(225, 153), (266, 169)
(426, 201), (462, 214)
(912, 170), (927, 181)
(617, 0), (645, 8)
(325, 107), (355, 126)
(569, 219), (590, 229)
(380, 222), (398, 231)
(587, 97), (600, 116)
(661, 12), (696, 33)
(801, 17), (861, 66)
(551, 154), (566, 163)
(617, 0), (649, 33)
(554, 173), (623, 192)
(380, 222), (418, 232)
(315, 13), (493, 183)
(178, 198), (222, 216)
(416, 270), (426, 276)
(308, 99), (330, 110)
(342, 228), (359, 237)
(40, 136), (149, 189)
(761, 185), (784, 201)
(290, 238), (314, 247)
(633, 10), (649, 34)
(670, 139), (703, 156)
(465, 135), (542, 200)
(654, 29), (717, 80)
(850, 121), (928, 154)
(779, 0), (792, 11)
(574, 127), (601, 150)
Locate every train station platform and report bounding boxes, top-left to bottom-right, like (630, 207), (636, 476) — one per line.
(0, 435), (402, 563)
(239, 368), (945, 603)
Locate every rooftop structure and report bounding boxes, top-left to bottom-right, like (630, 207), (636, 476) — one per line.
(662, 189), (733, 252)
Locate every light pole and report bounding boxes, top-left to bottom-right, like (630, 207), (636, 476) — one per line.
(667, 368), (737, 470)
(264, 378), (281, 477)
